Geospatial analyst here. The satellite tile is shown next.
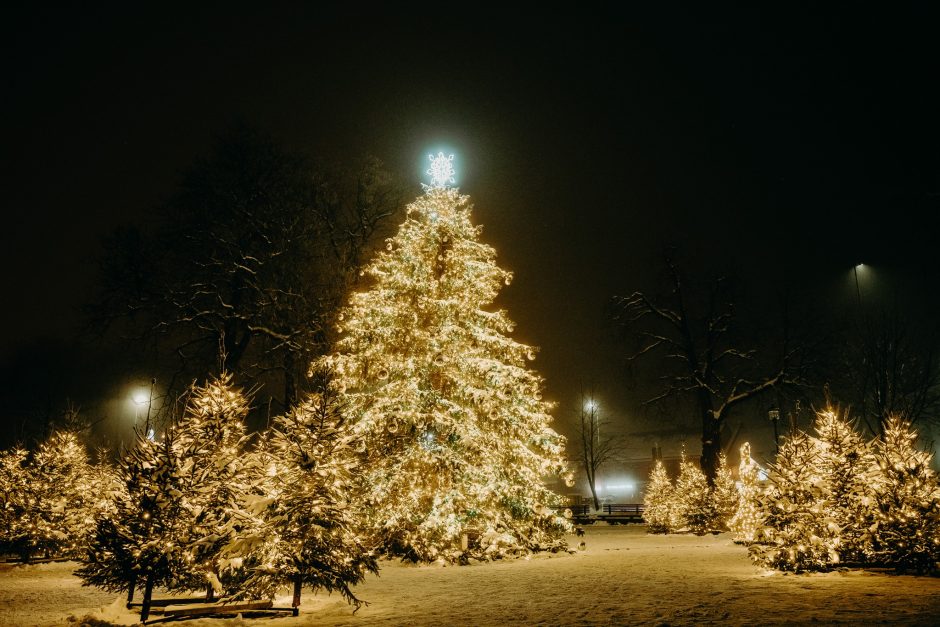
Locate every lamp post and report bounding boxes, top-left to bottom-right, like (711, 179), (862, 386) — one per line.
(853, 263), (864, 309)
(768, 405), (780, 454)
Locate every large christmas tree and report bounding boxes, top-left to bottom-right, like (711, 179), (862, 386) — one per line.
(322, 154), (570, 562)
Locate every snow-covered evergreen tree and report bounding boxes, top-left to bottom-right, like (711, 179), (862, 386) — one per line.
(813, 409), (875, 564)
(172, 373), (257, 597)
(674, 454), (716, 535)
(643, 460), (676, 534)
(227, 380), (377, 609)
(751, 430), (838, 571)
(322, 159), (570, 562)
(0, 446), (32, 561)
(729, 442), (762, 544)
(77, 432), (203, 621)
(87, 448), (122, 521)
(868, 415), (940, 573)
(0, 430), (96, 561)
(712, 453), (738, 531)
(32, 430), (98, 559)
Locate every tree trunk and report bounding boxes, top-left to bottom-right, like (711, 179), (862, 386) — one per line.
(206, 583), (215, 602)
(141, 572), (155, 623)
(700, 416), (721, 486)
(589, 481), (601, 512)
(292, 576), (302, 608)
(284, 350), (297, 408)
(126, 574), (136, 606)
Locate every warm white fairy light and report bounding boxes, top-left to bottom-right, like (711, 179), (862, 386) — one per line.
(643, 460), (676, 534)
(746, 408), (939, 573)
(426, 152), (456, 188)
(729, 442), (762, 544)
(322, 184), (570, 562)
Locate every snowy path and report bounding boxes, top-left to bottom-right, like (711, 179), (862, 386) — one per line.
(2, 525), (939, 626)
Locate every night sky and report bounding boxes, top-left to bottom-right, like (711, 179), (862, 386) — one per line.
(2, 5), (938, 454)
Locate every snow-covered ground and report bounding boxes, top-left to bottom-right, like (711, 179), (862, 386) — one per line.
(3, 525), (939, 626)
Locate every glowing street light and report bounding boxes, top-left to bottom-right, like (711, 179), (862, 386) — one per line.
(131, 378), (156, 439)
(853, 263), (865, 308)
(584, 399), (599, 447)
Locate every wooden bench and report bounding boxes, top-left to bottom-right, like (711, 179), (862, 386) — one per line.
(163, 599), (273, 616)
(558, 503), (645, 525)
(139, 599), (299, 622)
(567, 504), (593, 525)
(597, 503), (645, 524)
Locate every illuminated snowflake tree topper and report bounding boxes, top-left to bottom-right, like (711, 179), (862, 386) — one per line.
(426, 152), (456, 188)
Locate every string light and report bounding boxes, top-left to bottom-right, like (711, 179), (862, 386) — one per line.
(729, 442), (762, 544)
(322, 183), (570, 562)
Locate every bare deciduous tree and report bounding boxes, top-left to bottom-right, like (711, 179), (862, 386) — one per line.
(613, 257), (806, 483)
(90, 125), (406, 414)
(576, 388), (624, 510)
(849, 308), (940, 433)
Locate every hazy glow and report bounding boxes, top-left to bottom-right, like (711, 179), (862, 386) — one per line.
(605, 482), (635, 492)
(132, 391), (149, 405)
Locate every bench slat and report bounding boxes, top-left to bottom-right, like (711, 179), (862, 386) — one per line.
(163, 600), (273, 616)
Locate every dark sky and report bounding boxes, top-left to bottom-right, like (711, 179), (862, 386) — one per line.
(2, 4), (938, 455)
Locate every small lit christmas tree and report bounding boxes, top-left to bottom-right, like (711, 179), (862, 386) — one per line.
(173, 373), (256, 598)
(77, 432), (203, 622)
(0, 446), (32, 561)
(729, 442), (762, 544)
(674, 453), (715, 535)
(322, 154), (570, 562)
(0, 430), (96, 561)
(227, 379), (378, 609)
(33, 430), (99, 559)
(813, 408), (875, 564)
(868, 415), (940, 573)
(712, 453), (738, 531)
(87, 448), (123, 522)
(751, 430), (837, 571)
(643, 460), (676, 534)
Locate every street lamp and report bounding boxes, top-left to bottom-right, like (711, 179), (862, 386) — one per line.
(853, 263), (865, 308)
(585, 399), (599, 443)
(132, 378), (156, 439)
(768, 405), (780, 454)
